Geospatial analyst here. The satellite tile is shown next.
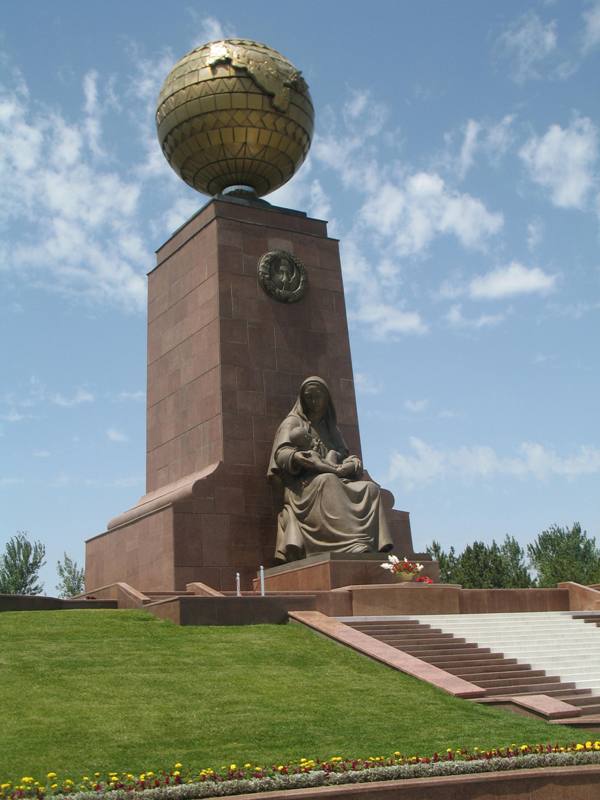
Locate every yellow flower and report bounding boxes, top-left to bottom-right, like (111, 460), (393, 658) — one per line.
(173, 771), (180, 777)
(51, 785), (58, 790)
(244, 763), (252, 769)
(575, 743), (585, 751)
(174, 763), (182, 769)
(229, 765), (237, 771)
(46, 773), (57, 780)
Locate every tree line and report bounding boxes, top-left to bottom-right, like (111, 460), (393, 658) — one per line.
(426, 522), (600, 588)
(0, 532), (84, 597)
(1, 522), (598, 596)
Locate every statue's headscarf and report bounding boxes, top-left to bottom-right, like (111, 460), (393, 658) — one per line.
(267, 376), (349, 478)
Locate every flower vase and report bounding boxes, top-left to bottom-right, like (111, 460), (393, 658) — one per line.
(396, 572), (415, 582)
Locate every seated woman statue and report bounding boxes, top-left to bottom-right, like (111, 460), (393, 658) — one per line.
(268, 376), (393, 563)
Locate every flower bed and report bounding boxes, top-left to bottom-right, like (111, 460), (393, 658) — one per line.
(3, 743), (600, 800)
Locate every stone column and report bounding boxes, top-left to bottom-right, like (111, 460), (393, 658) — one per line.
(85, 196), (414, 591)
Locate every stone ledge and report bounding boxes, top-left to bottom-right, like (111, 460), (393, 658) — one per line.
(223, 765), (600, 800)
(290, 610), (484, 699)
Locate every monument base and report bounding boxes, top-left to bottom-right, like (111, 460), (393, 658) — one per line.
(253, 551), (439, 592)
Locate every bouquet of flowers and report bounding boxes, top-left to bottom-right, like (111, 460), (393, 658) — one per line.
(380, 554), (424, 576)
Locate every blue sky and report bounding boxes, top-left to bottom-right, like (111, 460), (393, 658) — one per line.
(1, 1), (599, 593)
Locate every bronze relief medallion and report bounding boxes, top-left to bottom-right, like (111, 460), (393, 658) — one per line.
(257, 250), (307, 303)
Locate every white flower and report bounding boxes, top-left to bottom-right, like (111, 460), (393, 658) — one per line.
(380, 554), (400, 570)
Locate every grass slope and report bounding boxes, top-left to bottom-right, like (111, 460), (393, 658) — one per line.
(0, 610), (589, 780)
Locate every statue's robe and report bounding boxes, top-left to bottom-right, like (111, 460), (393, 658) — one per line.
(268, 377), (393, 563)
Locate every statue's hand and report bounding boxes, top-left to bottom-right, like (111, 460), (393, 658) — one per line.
(341, 456), (363, 478)
(292, 450), (322, 471)
(337, 460), (356, 478)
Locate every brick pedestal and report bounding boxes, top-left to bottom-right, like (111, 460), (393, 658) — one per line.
(85, 196), (417, 591)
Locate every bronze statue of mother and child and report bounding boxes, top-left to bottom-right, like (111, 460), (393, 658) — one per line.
(268, 376), (393, 563)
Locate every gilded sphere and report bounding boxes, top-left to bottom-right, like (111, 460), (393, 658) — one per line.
(156, 39), (314, 197)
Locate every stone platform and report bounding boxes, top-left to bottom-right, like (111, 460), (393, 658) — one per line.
(252, 552), (439, 592)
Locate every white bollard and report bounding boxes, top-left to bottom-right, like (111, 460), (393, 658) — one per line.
(259, 565), (265, 596)
(235, 572), (241, 597)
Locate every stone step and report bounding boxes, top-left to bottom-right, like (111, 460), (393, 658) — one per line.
(535, 687), (593, 699)
(576, 704), (600, 716)
(560, 696), (600, 711)
(397, 641), (482, 652)
(428, 654), (513, 667)
(455, 668), (546, 682)
(350, 623), (428, 631)
(397, 646), (491, 659)
(451, 661), (522, 674)
(567, 679), (600, 690)
(486, 680), (576, 696)
(476, 674), (561, 689)
(376, 634), (466, 645)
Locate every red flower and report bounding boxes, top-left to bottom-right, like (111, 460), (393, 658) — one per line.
(415, 575), (433, 584)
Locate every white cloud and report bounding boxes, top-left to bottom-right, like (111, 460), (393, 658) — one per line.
(497, 11), (558, 82)
(445, 115), (515, 180)
(82, 70), (104, 158)
(354, 373), (382, 395)
(360, 173), (503, 255)
(0, 410), (26, 422)
(84, 475), (143, 488)
(116, 390), (145, 402)
(436, 279), (464, 301)
(52, 388), (94, 407)
(33, 449), (51, 458)
(469, 261), (556, 299)
(106, 427), (129, 443)
(446, 304), (506, 329)
(404, 399), (428, 413)
(485, 115), (516, 159)
(0, 477), (24, 487)
(343, 89), (370, 121)
(527, 218), (544, 251)
(390, 437), (600, 489)
(0, 67), (150, 310)
(520, 117), (598, 209)
(352, 302), (428, 338)
(188, 14), (237, 47)
(163, 196), (201, 234)
(457, 120), (480, 179)
(582, 1), (600, 53)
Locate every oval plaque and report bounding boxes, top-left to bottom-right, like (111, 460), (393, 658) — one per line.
(257, 250), (307, 303)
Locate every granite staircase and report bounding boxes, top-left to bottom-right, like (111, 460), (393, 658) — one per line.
(346, 615), (600, 725)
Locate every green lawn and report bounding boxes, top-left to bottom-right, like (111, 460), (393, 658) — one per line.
(0, 610), (590, 781)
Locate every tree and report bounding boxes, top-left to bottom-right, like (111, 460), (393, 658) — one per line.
(498, 535), (535, 588)
(528, 522), (600, 587)
(56, 553), (85, 597)
(0, 532), (46, 595)
(426, 540), (457, 583)
(426, 535), (534, 588)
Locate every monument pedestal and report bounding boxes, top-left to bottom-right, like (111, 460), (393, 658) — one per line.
(253, 551), (439, 592)
(86, 195), (420, 592)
